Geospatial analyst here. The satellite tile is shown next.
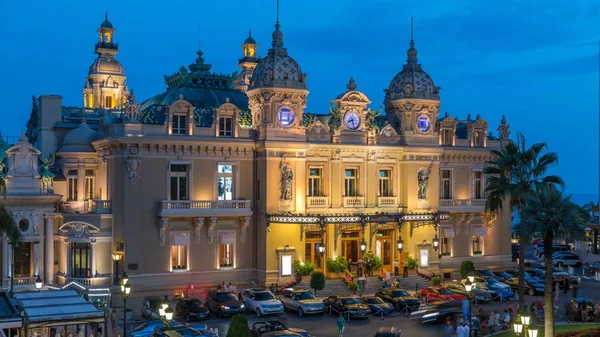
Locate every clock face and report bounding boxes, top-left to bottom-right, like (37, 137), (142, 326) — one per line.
(278, 107), (295, 127)
(344, 111), (361, 130)
(417, 115), (431, 133)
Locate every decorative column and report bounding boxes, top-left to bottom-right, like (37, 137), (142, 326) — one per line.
(207, 217), (217, 244)
(90, 238), (97, 277)
(159, 218), (169, 246)
(65, 240), (72, 277)
(77, 164), (85, 203)
(33, 243), (41, 277)
(44, 214), (55, 284)
(6, 242), (12, 279)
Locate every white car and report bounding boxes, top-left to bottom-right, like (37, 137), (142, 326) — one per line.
(553, 255), (582, 267)
(240, 288), (284, 317)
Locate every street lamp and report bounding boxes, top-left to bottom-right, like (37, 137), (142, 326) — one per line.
(464, 278), (473, 334)
(318, 242), (325, 256)
(432, 234), (439, 251)
(35, 276), (43, 290)
(467, 272), (475, 284)
(513, 317), (523, 335)
(513, 308), (534, 337)
(511, 233), (519, 245)
(397, 238), (404, 251)
(112, 253), (122, 286)
(120, 279), (131, 337)
(360, 239), (367, 253)
(528, 328), (538, 337)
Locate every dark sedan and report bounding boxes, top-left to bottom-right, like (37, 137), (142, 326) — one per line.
(504, 277), (544, 296)
(251, 321), (310, 337)
(361, 296), (394, 314)
(476, 269), (500, 279)
(374, 327), (403, 337)
(414, 301), (462, 324)
(323, 295), (371, 319)
(375, 288), (420, 311)
(175, 298), (210, 321)
(205, 289), (245, 318)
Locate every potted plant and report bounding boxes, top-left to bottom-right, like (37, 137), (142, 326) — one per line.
(310, 271), (326, 296)
(326, 257), (346, 278)
(440, 252), (451, 258)
(347, 281), (358, 294)
(460, 260), (475, 279)
(226, 314), (252, 337)
(405, 253), (418, 274)
(293, 260), (315, 282)
(473, 250), (483, 255)
(362, 252), (383, 275)
(431, 276), (442, 286)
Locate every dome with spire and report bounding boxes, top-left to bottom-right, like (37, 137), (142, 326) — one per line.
(88, 56), (124, 75)
(100, 17), (114, 29)
(248, 22), (307, 90)
(244, 31), (257, 45)
(59, 121), (98, 152)
(385, 38), (440, 101)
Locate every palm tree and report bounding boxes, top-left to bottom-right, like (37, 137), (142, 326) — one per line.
(483, 132), (563, 310)
(520, 186), (586, 337)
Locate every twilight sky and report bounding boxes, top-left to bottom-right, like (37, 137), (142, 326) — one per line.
(1, 0), (599, 196)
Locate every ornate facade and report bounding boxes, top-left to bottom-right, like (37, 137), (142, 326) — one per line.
(3, 14), (513, 306)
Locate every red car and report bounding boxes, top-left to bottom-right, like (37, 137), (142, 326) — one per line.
(420, 286), (467, 304)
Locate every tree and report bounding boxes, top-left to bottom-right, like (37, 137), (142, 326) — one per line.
(226, 314), (252, 337)
(310, 271), (326, 296)
(459, 261), (475, 279)
(520, 186), (586, 337)
(483, 132), (563, 310)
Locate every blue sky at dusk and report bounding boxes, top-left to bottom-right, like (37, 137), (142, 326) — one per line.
(1, 0), (599, 197)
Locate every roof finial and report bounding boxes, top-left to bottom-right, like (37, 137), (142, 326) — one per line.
(276, 0), (280, 24)
(198, 22), (202, 51)
(410, 16), (414, 42)
(347, 77), (357, 91)
(407, 17), (418, 63)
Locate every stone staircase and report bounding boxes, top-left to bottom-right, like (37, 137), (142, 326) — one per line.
(295, 274), (432, 298)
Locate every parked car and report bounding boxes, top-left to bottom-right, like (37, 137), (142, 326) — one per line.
(361, 296), (395, 314)
(205, 289), (245, 318)
(131, 321), (185, 337)
(476, 269), (500, 279)
(590, 261), (600, 274)
(419, 286), (467, 304)
(417, 301), (463, 324)
(277, 288), (324, 316)
(375, 288), (420, 311)
(174, 298), (209, 322)
(151, 326), (217, 337)
(531, 238), (543, 245)
(485, 283), (515, 302)
(524, 261), (545, 269)
(504, 277), (544, 296)
(553, 255), (582, 268)
(322, 295), (371, 318)
(564, 298), (595, 322)
(497, 271), (516, 281)
(251, 321), (310, 337)
(142, 296), (164, 320)
(444, 282), (492, 303)
(241, 288), (284, 317)
(540, 245), (571, 259)
(373, 327), (403, 337)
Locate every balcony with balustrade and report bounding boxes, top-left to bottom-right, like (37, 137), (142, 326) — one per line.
(57, 274), (112, 287)
(343, 196), (365, 208)
(60, 200), (112, 214)
(377, 196), (398, 208)
(439, 199), (486, 212)
(158, 200), (253, 218)
(306, 196), (329, 208)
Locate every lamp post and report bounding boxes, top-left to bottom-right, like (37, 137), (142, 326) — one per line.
(159, 296), (173, 327)
(397, 237), (404, 252)
(360, 239), (367, 254)
(318, 242), (325, 257)
(432, 234), (439, 251)
(511, 233), (519, 262)
(120, 276), (131, 337)
(464, 278), (474, 335)
(35, 276), (43, 290)
(513, 308), (536, 337)
(112, 253), (122, 286)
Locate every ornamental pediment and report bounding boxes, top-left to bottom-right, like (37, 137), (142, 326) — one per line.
(59, 221), (100, 238)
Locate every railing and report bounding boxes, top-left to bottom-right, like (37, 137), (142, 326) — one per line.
(90, 200), (111, 214)
(161, 200), (251, 210)
(60, 200), (112, 214)
(439, 199), (486, 208)
(377, 196), (398, 208)
(343, 196), (364, 208)
(306, 197), (329, 208)
(2, 277), (36, 287)
(57, 275), (112, 287)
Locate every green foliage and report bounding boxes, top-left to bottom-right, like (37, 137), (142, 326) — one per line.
(431, 276), (442, 286)
(326, 256), (348, 273)
(328, 103), (341, 130)
(293, 260), (315, 276)
(364, 108), (381, 131)
(239, 110), (253, 129)
(302, 113), (317, 127)
(347, 282), (358, 294)
(460, 261), (475, 279)
(226, 314), (252, 337)
(309, 271), (326, 296)
(362, 252), (383, 270)
(405, 253), (418, 269)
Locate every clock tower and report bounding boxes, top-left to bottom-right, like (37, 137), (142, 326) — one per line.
(330, 78), (373, 144)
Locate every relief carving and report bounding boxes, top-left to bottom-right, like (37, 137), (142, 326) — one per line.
(159, 218), (169, 246)
(194, 217), (204, 244)
(207, 217), (217, 244)
(240, 216), (251, 244)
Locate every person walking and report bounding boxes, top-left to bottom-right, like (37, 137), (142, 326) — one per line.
(572, 281), (579, 298)
(357, 259), (364, 277)
(347, 258), (352, 273)
(581, 301), (589, 322)
(403, 263), (408, 278)
(393, 259), (399, 277)
(456, 321), (466, 337)
(443, 320), (454, 337)
(462, 321), (470, 337)
(336, 313), (346, 337)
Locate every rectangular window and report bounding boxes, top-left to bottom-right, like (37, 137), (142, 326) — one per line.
(217, 165), (234, 200)
(171, 233), (189, 271)
(473, 131), (483, 147)
(442, 129), (453, 145)
(85, 169), (94, 200)
(71, 242), (91, 278)
(219, 117), (233, 137)
(344, 168), (358, 196)
(173, 115), (187, 135)
(440, 237), (450, 255)
(473, 171), (483, 199)
(170, 164), (188, 201)
(378, 169), (392, 197)
(67, 169), (78, 201)
(281, 255), (292, 276)
(13, 242), (32, 277)
(105, 96), (113, 108)
(308, 167), (322, 197)
(473, 236), (482, 254)
(441, 170), (452, 199)
(219, 231), (236, 268)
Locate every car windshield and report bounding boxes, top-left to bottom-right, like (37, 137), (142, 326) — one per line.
(186, 300), (203, 309)
(341, 298), (361, 305)
(366, 297), (384, 304)
(294, 291), (315, 300)
(254, 292), (275, 301)
(171, 327), (203, 337)
(216, 293), (238, 302)
(391, 290), (410, 297)
(438, 289), (454, 295)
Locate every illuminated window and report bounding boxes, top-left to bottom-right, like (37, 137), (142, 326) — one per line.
(378, 169), (392, 197)
(344, 168), (358, 196)
(71, 243), (91, 278)
(219, 231), (236, 268)
(440, 170), (453, 199)
(171, 233), (189, 271)
(85, 169), (95, 200)
(473, 171), (483, 199)
(173, 115), (187, 135)
(440, 237), (450, 255)
(442, 129), (453, 145)
(170, 164), (188, 201)
(217, 165), (234, 200)
(104, 96), (113, 108)
(13, 243), (32, 277)
(473, 236), (482, 254)
(473, 131), (483, 147)
(67, 170), (78, 201)
(308, 167), (322, 197)
(278, 107), (295, 127)
(219, 117), (233, 137)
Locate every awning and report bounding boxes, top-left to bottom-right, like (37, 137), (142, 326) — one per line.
(473, 226), (488, 237)
(0, 292), (21, 329)
(442, 227), (455, 238)
(15, 290), (104, 328)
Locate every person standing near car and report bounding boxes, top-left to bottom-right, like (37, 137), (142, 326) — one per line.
(336, 313), (346, 337)
(393, 259), (399, 277)
(456, 321), (466, 337)
(443, 320), (454, 337)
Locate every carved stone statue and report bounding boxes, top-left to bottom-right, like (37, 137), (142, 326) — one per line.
(39, 153), (55, 193)
(498, 115), (510, 142)
(417, 162), (434, 200)
(280, 161), (293, 201)
(126, 154), (141, 186)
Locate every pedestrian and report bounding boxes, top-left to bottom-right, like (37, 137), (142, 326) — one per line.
(443, 320), (454, 337)
(336, 313), (345, 337)
(227, 282), (235, 292)
(250, 280), (257, 288)
(394, 278), (400, 288)
(536, 299), (544, 320)
(594, 302), (600, 322)
(456, 321), (466, 337)
(488, 311), (496, 331)
(478, 308), (485, 322)
(393, 259), (399, 277)
(403, 263), (408, 278)
(381, 278), (387, 288)
(582, 301), (589, 322)
(572, 282), (579, 298)
(366, 259), (372, 277)
(357, 259), (364, 277)
(347, 258), (352, 273)
(269, 283), (276, 294)
(462, 321), (470, 337)
(502, 309), (510, 328)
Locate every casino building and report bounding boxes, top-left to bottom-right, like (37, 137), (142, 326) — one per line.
(2, 12), (513, 304)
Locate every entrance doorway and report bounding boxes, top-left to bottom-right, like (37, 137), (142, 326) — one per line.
(375, 229), (393, 270)
(342, 231), (360, 263)
(419, 249), (429, 268)
(305, 231), (324, 269)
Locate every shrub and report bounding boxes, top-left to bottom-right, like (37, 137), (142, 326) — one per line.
(363, 252), (383, 270)
(405, 253), (418, 269)
(226, 314), (251, 337)
(293, 260), (315, 276)
(310, 271), (326, 296)
(347, 282), (358, 294)
(326, 256), (348, 273)
(460, 260), (475, 279)
(431, 276), (442, 286)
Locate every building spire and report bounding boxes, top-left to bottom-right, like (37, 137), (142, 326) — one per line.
(198, 22), (202, 51)
(276, 0), (280, 25)
(271, 0), (284, 50)
(407, 16), (418, 64)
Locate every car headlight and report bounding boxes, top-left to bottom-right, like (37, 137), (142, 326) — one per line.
(423, 312), (440, 319)
(221, 306), (230, 310)
(240, 304), (245, 308)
